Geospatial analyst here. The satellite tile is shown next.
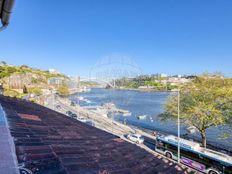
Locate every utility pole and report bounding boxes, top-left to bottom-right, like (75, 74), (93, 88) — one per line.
(77, 76), (80, 117)
(177, 88), (180, 163)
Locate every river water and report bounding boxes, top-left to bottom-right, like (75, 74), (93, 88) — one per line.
(70, 88), (232, 148)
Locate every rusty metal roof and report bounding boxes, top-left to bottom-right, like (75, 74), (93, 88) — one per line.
(0, 95), (198, 174)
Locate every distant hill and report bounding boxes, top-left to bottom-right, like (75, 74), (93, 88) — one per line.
(0, 63), (69, 98)
(0, 63), (67, 79)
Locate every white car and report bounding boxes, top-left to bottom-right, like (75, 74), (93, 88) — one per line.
(77, 117), (87, 122)
(127, 134), (144, 144)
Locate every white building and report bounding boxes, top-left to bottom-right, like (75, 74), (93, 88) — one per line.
(160, 73), (168, 78)
(48, 69), (60, 75)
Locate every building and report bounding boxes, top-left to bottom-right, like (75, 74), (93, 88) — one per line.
(48, 77), (65, 86)
(8, 73), (33, 89)
(167, 77), (191, 86)
(138, 85), (154, 89)
(160, 73), (168, 78)
(48, 69), (60, 75)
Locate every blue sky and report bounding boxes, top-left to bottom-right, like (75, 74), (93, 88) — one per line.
(0, 0), (232, 77)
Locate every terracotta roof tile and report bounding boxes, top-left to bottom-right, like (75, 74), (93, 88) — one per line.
(18, 114), (42, 121)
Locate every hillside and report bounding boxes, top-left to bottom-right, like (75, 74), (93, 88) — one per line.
(0, 63), (69, 99)
(113, 75), (186, 91)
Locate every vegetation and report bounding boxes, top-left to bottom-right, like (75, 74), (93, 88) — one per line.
(57, 84), (70, 96)
(28, 87), (42, 95)
(0, 63), (69, 98)
(114, 75), (177, 90)
(80, 81), (100, 87)
(159, 74), (232, 147)
(3, 89), (20, 97)
(0, 64), (67, 80)
(0, 65), (17, 78)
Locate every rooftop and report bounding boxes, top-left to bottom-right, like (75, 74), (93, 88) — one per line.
(0, 95), (198, 174)
(160, 135), (232, 165)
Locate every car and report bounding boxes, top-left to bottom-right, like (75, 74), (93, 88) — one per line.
(56, 105), (61, 109)
(77, 117), (87, 122)
(86, 120), (95, 127)
(70, 101), (76, 106)
(71, 113), (77, 119)
(66, 111), (73, 117)
(127, 134), (144, 144)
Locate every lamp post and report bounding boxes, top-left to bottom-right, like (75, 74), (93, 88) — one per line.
(77, 77), (80, 118)
(177, 88), (180, 163)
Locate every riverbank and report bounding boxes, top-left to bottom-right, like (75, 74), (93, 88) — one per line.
(46, 92), (232, 156)
(55, 95), (156, 139)
(107, 87), (174, 93)
(70, 88), (232, 155)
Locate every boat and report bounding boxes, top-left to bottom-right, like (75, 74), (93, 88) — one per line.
(123, 111), (132, 116)
(96, 107), (108, 117)
(77, 96), (84, 101)
(81, 86), (91, 92)
(80, 98), (92, 104)
(85, 100), (92, 104)
(187, 126), (197, 134)
(102, 102), (116, 109)
(137, 115), (147, 120)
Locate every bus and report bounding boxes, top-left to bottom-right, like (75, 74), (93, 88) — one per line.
(155, 135), (232, 174)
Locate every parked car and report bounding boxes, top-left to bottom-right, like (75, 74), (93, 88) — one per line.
(56, 105), (61, 109)
(127, 134), (144, 144)
(71, 113), (77, 119)
(70, 101), (76, 106)
(86, 120), (95, 127)
(77, 117), (87, 122)
(66, 111), (73, 117)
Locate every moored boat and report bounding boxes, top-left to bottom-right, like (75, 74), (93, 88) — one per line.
(137, 115), (147, 120)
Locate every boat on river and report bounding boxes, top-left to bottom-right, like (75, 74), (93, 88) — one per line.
(137, 115), (147, 120)
(123, 111), (132, 116)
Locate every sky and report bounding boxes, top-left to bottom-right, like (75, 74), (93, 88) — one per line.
(0, 0), (232, 77)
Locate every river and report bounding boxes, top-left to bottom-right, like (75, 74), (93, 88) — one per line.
(70, 88), (232, 149)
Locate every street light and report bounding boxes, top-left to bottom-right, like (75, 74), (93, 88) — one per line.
(177, 88), (180, 163)
(0, 0), (15, 31)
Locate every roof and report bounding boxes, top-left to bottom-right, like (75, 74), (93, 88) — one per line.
(129, 134), (142, 138)
(161, 135), (201, 151)
(0, 95), (197, 174)
(158, 135), (232, 165)
(201, 148), (232, 164)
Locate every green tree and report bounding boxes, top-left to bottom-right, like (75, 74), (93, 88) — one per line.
(0, 61), (7, 65)
(57, 84), (70, 96)
(159, 75), (232, 147)
(3, 89), (20, 97)
(29, 87), (42, 95)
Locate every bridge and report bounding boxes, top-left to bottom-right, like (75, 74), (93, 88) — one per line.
(80, 77), (116, 88)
